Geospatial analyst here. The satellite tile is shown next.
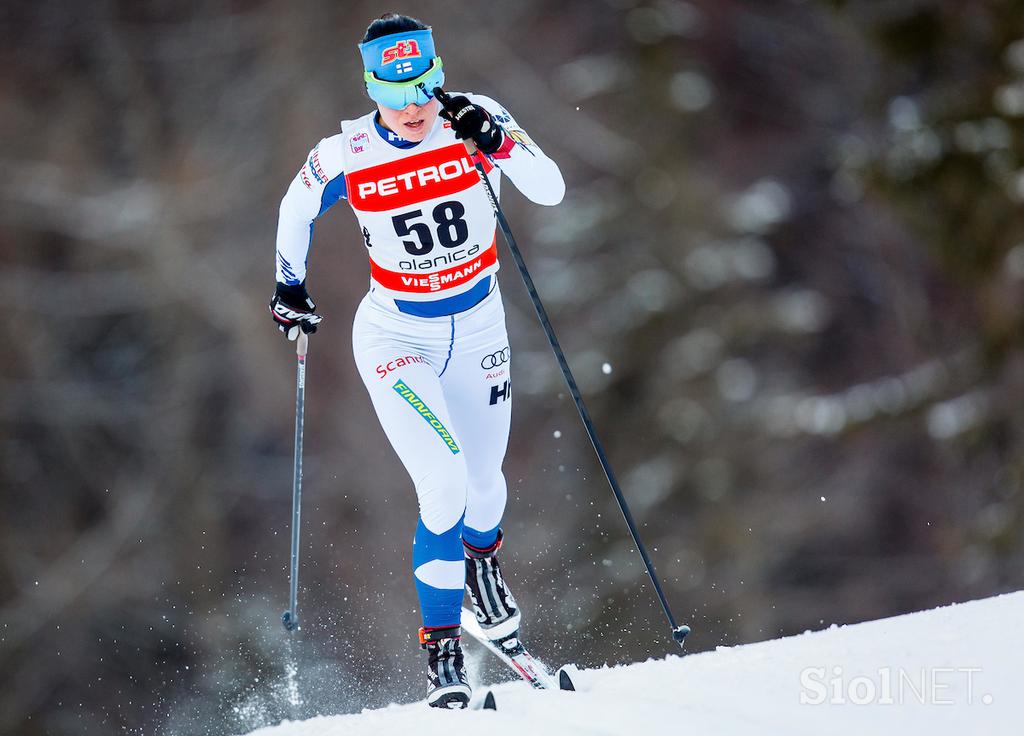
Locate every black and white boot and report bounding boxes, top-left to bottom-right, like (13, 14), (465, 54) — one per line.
(464, 530), (521, 641)
(420, 625), (471, 709)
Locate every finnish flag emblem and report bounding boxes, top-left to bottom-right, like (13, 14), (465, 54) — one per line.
(396, 61), (413, 74)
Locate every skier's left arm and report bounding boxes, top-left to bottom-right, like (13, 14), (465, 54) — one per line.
(465, 95), (566, 207)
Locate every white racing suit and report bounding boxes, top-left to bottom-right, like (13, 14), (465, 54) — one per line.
(275, 94), (564, 628)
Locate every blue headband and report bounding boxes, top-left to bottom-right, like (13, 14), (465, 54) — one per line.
(359, 29), (436, 82)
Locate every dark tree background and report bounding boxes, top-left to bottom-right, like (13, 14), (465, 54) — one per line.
(1, 1), (1022, 733)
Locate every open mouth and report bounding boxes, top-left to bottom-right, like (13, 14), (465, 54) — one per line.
(404, 119), (425, 132)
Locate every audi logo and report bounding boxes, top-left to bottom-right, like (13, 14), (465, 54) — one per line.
(480, 347), (511, 370)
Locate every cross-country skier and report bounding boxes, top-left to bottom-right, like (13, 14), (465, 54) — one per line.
(270, 13), (564, 709)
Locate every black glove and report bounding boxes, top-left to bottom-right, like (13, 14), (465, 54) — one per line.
(270, 282), (323, 340)
(434, 89), (505, 154)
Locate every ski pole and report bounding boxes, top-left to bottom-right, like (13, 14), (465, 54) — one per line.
(282, 331), (309, 632)
(436, 89), (692, 646)
(434, 88), (690, 647)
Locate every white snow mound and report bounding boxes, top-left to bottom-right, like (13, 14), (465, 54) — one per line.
(244, 591), (1021, 736)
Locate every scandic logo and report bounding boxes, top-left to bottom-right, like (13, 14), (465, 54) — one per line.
(346, 144), (494, 212)
(381, 39), (421, 65)
(370, 243), (497, 293)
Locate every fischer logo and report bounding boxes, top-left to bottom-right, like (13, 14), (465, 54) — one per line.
(381, 39), (421, 65)
(376, 354), (426, 379)
(356, 157), (476, 200)
(350, 131), (369, 154)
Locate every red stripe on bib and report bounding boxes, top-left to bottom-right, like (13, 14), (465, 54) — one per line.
(346, 144), (494, 212)
(370, 241), (498, 293)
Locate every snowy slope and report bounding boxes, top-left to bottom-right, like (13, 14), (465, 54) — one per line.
(244, 592), (1021, 736)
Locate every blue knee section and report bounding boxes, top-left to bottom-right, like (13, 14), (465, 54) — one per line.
(413, 515), (465, 627)
(462, 524), (500, 550)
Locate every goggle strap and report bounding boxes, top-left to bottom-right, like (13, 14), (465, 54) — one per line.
(365, 57), (443, 87)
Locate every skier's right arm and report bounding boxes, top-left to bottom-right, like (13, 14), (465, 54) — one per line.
(271, 136), (348, 338)
(275, 136), (348, 285)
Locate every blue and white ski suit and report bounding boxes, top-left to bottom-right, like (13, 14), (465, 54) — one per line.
(275, 95), (564, 627)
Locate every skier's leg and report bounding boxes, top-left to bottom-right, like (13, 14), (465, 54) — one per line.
(352, 298), (475, 708)
(352, 299), (468, 631)
(440, 291), (512, 548)
(439, 290), (520, 637)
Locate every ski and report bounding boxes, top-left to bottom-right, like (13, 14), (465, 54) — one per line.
(468, 674), (576, 711)
(469, 689), (498, 710)
(460, 608), (577, 692)
(461, 607), (554, 689)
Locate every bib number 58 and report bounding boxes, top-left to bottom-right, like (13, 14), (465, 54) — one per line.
(393, 201), (469, 256)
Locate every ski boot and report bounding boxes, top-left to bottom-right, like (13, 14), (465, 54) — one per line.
(464, 531), (522, 646)
(420, 625), (471, 709)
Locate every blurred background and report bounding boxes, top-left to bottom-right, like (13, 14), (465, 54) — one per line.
(2, 0), (1023, 733)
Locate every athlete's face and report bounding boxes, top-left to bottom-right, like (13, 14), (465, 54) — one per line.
(376, 98), (440, 142)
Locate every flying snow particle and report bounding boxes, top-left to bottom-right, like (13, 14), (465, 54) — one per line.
(820, 496), (827, 502)
(602, 362), (613, 374)
(553, 430), (562, 438)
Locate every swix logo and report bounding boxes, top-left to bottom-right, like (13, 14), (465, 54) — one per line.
(346, 144), (493, 212)
(381, 39), (421, 65)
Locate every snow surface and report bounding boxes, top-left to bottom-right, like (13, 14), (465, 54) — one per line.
(243, 592), (1021, 735)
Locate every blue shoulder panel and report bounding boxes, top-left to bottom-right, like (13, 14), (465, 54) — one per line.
(318, 174), (347, 218)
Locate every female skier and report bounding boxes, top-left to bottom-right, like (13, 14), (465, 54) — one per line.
(269, 13), (564, 708)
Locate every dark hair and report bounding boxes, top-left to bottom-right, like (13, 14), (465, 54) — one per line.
(362, 13), (428, 43)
